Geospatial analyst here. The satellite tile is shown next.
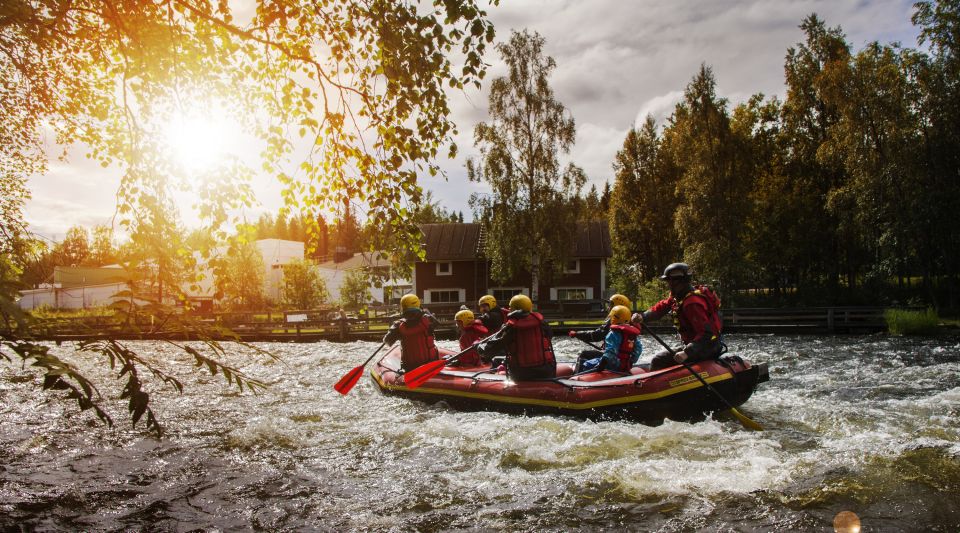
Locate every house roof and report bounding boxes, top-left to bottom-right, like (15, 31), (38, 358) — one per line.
(571, 220), (612, 258)
(419, 221), (610, 260)
(420, 223), (484, 261)
(316, 251), (392, 271)
(53, 266), (129, 288)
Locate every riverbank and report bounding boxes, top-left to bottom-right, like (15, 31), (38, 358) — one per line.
(14, 306), (909, 343)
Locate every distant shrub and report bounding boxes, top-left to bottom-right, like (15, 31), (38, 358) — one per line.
(885, 308), (940, 335)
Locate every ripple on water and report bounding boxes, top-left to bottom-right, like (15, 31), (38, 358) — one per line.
(1, 334), (959, 530)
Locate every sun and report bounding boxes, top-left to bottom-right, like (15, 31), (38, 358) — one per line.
(162, 109), (235, 174)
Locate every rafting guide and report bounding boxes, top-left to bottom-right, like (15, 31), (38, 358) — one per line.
(633, 262), (725, 370)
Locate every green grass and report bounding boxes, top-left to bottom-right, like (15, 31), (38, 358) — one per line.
(885, 308), (941, 335)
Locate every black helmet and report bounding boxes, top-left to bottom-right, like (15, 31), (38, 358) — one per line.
(660, 262), (692, 280)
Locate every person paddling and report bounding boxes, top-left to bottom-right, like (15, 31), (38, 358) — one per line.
(478, 294), (556, 381)
(383, 294), (440, 371)
(574, 305), (642, 373)
(450, 309), (487, 367)
(477, 294), (508, 363)
(632, 263), (723, 370)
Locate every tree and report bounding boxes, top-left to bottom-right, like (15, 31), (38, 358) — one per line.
(780, 15), (853, 295)
(608, 117), (680, 297)
(281, 259), (328, 310)
(88, 225), (117, 266)
(215, 240), (266, 311)
(55, 226), (91, 267)
(339, 269), (371, 310)
(661, 65), (754, 297)
(411, 190), (460, 225)
(1, 0), (497, 434)
(468, 29), (585, 300)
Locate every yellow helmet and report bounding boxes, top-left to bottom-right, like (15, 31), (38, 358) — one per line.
(478, 294), (497, 310)
(508, 294), (533, 312)
(609, 305), (631, 325)
(399, 294), (420, 312)
(609, 294), (632, 309)
(454, 309), (475, 327)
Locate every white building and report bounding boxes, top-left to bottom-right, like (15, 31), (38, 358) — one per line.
(255, 239), (305, 302)
(316, 251), (411, 305)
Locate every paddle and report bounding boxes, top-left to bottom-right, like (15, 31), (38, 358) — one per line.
(642, 326), (763, 431)
(333, 342), (386, 395)
(404, 333), (499, 389)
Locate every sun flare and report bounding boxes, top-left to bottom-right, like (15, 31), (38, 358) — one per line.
(162, 110), (235, 174)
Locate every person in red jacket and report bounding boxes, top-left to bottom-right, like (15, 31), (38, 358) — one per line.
(383, 294), (440, 371)
(478, 294), (556, 381)
(632, 262), (723, 370)
(451, 309), (487, 367)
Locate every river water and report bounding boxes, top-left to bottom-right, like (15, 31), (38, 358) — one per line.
(1, 334), (959, 531)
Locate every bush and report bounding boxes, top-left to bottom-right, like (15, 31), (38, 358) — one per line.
(885, 308), (940, 335)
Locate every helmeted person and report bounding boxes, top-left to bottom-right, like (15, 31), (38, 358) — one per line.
(477, 294), (507, 332)
(476, 294), (508, 363)
(567, 293), (632, 344)
(383, 294), (440, 371)
(479, 294), (556, 381)
(451, 309), (487, 367)
(632, 263), (723, 370)
(575, 306), (642, 373)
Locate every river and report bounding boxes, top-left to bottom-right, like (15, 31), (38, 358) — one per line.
(1, 334), (959, 531)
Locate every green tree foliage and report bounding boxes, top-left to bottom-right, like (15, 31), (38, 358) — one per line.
(662, 65), (754, 297)
(608, 117), (680, 297)
(281, 258), (328, 310)
(215, 240), (266, 311)
(1, 0), (497, 435)
(411, 190), (461, 225)
(339, 269), (370, 310)
(55, 226), (91, 267)
(88, 225), (117, 267)
(468, 29), (585, 300)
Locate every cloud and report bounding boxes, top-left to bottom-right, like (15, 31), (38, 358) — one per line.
(635, 91), (684, 129)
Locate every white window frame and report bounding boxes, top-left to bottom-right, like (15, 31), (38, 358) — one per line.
(550, 286), (593, 301)
(563, 258), (581, 274)
(423, 288), (465, 304)
(488, 287), (529, 304)
(435, 261), (453, 276)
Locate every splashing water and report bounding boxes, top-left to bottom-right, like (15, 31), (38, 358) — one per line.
(1, 335), (958, 530)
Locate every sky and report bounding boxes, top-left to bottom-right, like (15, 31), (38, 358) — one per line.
(25, 0), (923, 241)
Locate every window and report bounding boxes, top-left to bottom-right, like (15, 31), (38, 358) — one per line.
(556, 288), (588, 301)
(436, 262), (452, 276)
(388, 286), (412, 305)
(563, 259), (580, 274)
(490, 287), (527, 304)
(426, 289), (463, 303)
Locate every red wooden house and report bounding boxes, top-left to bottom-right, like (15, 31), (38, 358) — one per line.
(414, 222), (611, 313)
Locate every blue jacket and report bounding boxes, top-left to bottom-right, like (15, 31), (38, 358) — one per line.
(601, 328), (642, 369)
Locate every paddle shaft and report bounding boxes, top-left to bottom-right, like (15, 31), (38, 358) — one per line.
(361, 342), (387, 368)
(642, 325), (741, 413)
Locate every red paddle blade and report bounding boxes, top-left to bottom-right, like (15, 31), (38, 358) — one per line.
(404, 359), (447, 389)
(333, 365), (364, 395)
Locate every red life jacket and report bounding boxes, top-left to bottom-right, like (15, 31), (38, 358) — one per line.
(610, 323), (641, 371)
(670, 285), (723, 344)
(505, 312), (555, 368)
(399, 315), (439, 369)
(459, 320), (489, 350)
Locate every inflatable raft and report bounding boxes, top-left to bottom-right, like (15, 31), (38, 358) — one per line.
(370, 347), (769, 423)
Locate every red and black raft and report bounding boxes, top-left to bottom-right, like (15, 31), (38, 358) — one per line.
(370, 347), (769, 423)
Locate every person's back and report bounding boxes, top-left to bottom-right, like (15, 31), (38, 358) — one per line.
(383, 294), (440, 371)
(483, 295), (556, 380)
(453, 309), (487, 366)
